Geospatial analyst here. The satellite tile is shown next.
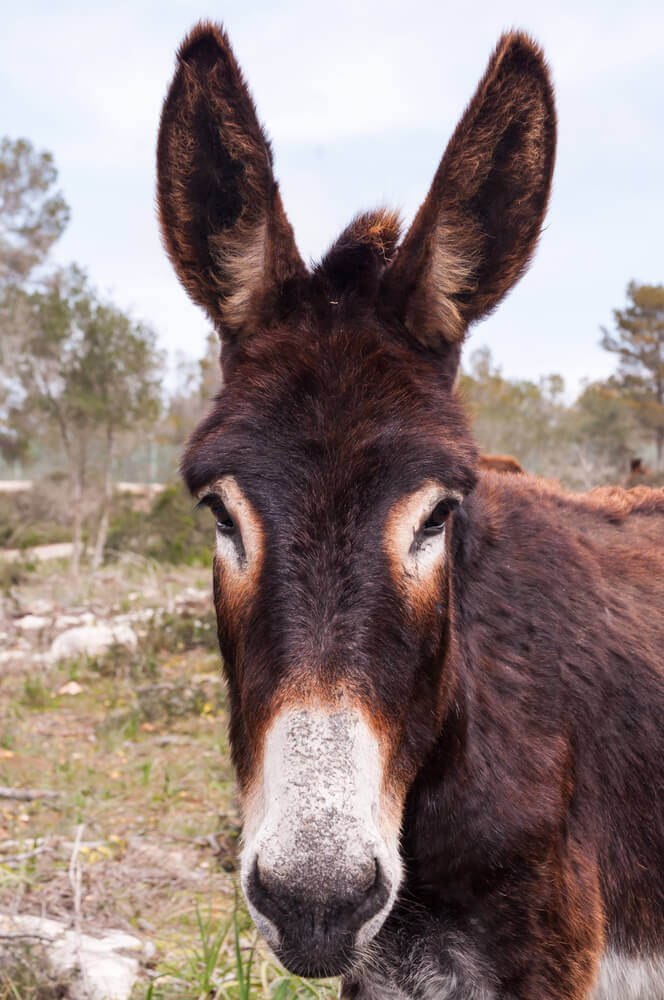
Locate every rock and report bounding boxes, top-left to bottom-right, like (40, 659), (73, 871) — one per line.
(58, 680), (83, 696)
(0, 913), (150, 1000)
(174, 587), (210, 611)
(54, 613), (83, 632)
(26, 599), (55, 616)
(15, 614), (51, 633)
(49, 623), (137, 663)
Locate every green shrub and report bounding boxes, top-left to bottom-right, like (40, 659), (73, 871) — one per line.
(106, 484), (212, 565)
(0, 477), (72, 551)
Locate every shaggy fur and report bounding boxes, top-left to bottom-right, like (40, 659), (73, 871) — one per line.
(478, 453), (525, 475)
(157, 23), (664, 999)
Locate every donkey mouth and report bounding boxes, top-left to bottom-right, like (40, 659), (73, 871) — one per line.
(276, 939), (357, 980)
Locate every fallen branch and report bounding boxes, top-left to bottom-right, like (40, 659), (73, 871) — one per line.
(0, 931), (52, 943)
(0, 837), (108, 854)
(0, 846), (53, 865)
(0, 787), (59, 802)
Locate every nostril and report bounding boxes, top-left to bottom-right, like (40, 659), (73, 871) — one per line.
(334, 858), (390, 935)
(247, 856), (284, 921)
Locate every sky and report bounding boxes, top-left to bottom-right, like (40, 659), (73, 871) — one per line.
(1, 0), (662, 395)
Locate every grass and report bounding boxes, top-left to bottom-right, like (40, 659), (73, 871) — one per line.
(0, 941), (73, 999)
(20, 675), (54, 710)
(0, 560), (338, 999)
(143, 896), (334, 1000)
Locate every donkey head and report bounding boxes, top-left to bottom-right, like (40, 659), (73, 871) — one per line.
(157, 22), (555, 977)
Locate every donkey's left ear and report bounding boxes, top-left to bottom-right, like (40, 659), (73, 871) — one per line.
(157, 22), (306, 344)
(384, 32), (556, 354)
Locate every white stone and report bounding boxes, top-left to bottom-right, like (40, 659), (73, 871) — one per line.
(49, 624), (137, 663)
(174, 587), (209, 609)
(16, 614), (51, 632)
(58, 680), (83, 696)
(26, 599), (55, 616)
(0, 913), (150, 1000)
(54, 614), (83, 632)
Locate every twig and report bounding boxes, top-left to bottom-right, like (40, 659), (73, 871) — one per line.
(0, 836), (107, 854)
(68, 823), (91, 998)
(0, 846), (53, 865)
(0, 787), (59, 801)
(0, 838), (46, 850)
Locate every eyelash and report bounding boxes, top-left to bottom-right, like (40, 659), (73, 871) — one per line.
(196, 496), (236, 534)
(419, 497), (459, 536)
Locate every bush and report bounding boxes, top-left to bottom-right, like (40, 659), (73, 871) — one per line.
(0, 477), (71, 550)
(106, 484), (212, 564)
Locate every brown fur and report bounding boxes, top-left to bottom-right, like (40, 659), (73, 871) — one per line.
(157, 23), (664, 998)
(479, 452), (525, 475)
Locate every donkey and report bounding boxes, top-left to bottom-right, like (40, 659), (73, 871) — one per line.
(157, 22), (664, 999)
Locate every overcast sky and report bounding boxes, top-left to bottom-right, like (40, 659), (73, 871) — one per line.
(2, 1), (662, 393)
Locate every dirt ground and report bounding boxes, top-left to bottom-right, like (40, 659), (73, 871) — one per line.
(0, 556), (335, 999)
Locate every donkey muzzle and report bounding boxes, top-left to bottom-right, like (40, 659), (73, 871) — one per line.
(240, 705), (402, 974)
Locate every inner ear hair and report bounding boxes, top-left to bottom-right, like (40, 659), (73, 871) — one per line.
(385, 31), (556, 350)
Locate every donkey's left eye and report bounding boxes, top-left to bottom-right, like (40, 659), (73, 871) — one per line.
(212, 501), (236, 534)
(198, 496), (236, 534)
(421, 499), (457, 535)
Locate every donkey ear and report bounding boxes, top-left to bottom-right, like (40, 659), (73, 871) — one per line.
(157, 22), (306, 343)
(385, 32), (556, 354)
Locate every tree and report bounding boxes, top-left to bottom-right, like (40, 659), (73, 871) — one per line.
(458, 347), (567, 477)
(601, 282), (664, 468)
(67, 301), (164, 568)
(562, 379), (639, 487)
(458, 347), (642, 489)
(0, 137), (70, 289)
(0, 138), (70, 458)
(5, 266), (163, 572)
(158, 330), (221, 450)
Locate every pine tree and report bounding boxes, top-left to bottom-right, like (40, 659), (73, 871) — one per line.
(601, 282), (664, 468)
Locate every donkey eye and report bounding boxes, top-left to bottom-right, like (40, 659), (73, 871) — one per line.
(198, 495), (236, 534)
(212, 501), (235, 534)
(421, 499), (457, 535)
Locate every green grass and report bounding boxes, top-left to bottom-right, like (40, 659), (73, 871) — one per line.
(141, 896), (336, 1000)
(20, 675), (53, 710)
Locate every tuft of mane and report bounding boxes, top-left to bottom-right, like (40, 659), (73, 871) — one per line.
(315, 208), (402, 296)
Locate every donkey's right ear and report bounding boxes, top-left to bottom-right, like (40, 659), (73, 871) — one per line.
(157, 22), (306, 344)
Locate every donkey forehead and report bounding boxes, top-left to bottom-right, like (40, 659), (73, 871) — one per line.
(183, 323), (477, 499)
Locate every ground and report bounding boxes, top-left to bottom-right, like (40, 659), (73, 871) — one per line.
(0, 556), (337, 999)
